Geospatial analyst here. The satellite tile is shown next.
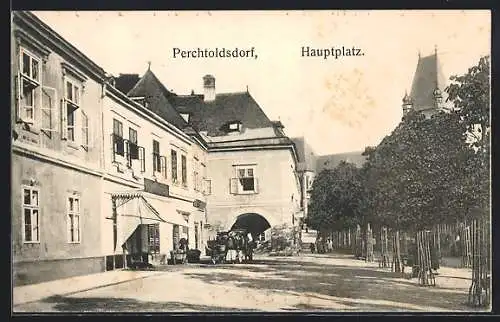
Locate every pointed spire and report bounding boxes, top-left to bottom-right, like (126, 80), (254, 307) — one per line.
(434, 44), (438, 56)
(246, 85), (249, 93)
(147, 61), (151, 70)
(402, 90), (411, 104)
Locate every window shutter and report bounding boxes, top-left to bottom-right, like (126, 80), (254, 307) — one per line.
(139, 146), (146, 172)
(60, 100), (68, 140)
(15, 73), (22, 123)
(81, 110), (89, 150)
(41, 87), (57, 134)
(160, 156), (167, 178)
(254, 178), (259, 193)
(111, 134), (116, 163)
(124, 140), (130, 167)
(230, 178), (239, 194)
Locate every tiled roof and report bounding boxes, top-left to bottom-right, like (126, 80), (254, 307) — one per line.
(316, 151), (367, 172)
(114, 74), (140, 95)
(172, 92), (276, 137)
(409, 52), (447, 112)
(127, 69), (188, 130)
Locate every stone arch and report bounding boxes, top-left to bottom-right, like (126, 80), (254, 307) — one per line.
(225, 207), (279, 232)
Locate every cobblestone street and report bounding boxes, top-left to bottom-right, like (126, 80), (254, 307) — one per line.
(14, 253), (482, 312)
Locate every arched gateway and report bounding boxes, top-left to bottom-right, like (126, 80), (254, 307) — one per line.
(230, 213), (271, 240)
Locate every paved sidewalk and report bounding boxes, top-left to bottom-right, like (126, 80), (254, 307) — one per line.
(13, 269), (160, 307)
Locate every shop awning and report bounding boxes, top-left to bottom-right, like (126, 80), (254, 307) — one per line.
(141, 195), (189, 227)
(111, 191), (167, 253)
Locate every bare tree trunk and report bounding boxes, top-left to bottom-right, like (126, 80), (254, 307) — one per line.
(417, 230), (436, 286)
(379, 226), (390, 268)
(392, 230), (402, 273)
(468, 218), (491, 307)
(366, 223), (374, 262)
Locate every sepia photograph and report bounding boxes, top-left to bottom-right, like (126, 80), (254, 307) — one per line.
(11, 10), (491, 313)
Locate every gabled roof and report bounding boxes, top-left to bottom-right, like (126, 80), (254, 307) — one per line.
(409, 51), (447, 112)
(316, 151), (367, 172)
(126, 69), (188, 130)
(172, 92), (276, 137)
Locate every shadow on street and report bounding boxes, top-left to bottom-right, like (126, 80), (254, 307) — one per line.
(181, 255), (472, 311)
(41, 295), (262, 312)
(20, 253), (481, 312)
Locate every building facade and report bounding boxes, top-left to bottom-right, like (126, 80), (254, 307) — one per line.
(11, 11), (107, 285)
(115, 72), (302, 242)
(100, 83), (207, 270)
(12, 11), (303, 285)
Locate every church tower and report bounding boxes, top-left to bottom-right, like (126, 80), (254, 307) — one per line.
(402, 47), (447, 118)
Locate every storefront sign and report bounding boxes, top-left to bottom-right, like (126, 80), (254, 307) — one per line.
(193, 199), (206, 210)
(144, 178), (169, 197)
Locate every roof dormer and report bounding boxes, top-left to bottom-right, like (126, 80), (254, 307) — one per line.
(220, 120), (243, 135)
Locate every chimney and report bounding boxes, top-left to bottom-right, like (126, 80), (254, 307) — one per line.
(203, 74), (216, 102)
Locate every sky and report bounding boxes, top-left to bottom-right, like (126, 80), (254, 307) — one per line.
(32, 10), (490, 155)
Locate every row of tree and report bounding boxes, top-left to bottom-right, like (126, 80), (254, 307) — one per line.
(306, 56), (490, 301)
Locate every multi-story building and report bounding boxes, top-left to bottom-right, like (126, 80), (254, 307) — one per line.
(100, 68), (209, 269)
(11, 11), (107, 285)
(11, 11), (303, 285)
(116, 72), (302, 243)
(175, 76), (302, 242)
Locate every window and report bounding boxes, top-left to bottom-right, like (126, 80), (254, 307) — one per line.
(112, 119), (124, 157)
(203, 178), (212, 195)
(147, 224), (160, 254)
(22, 187), (40, 243)
(17, 49), (42, 125)
(181, 155), (187, 187)
(67, 196), (81, 243)
(67, 105), (76, 141)
(222, 120), (242, 133)
(63, 79), (81, 142)
(180, 113), (190, 123)
(65, 80), (80, 106)
(239, 168), (255, 191)
(193, 163), (199, 192)
(153, 140), (161, 173)
(22, 83), (36, 123)
(171, 150), (178, 183)
(129, 128), (139, 160)
(81, 111), (89, 150)
(230, 166), (258, 194)
(21, 50), (40, 84)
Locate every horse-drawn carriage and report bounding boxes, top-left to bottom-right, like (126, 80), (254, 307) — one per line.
(206, 229), (255, 264)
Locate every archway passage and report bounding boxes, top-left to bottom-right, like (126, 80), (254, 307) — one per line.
(231, 213), (271, 239)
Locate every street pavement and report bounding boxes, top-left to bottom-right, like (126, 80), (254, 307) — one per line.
(13, 252), (485, 313)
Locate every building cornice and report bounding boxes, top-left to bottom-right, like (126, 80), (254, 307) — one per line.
(208, 143), (299, 164)
(12, 142), (104, 178)
(13, 11), (106, 83)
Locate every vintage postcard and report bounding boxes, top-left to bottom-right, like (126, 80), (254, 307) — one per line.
(11, 10), (491, 313)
